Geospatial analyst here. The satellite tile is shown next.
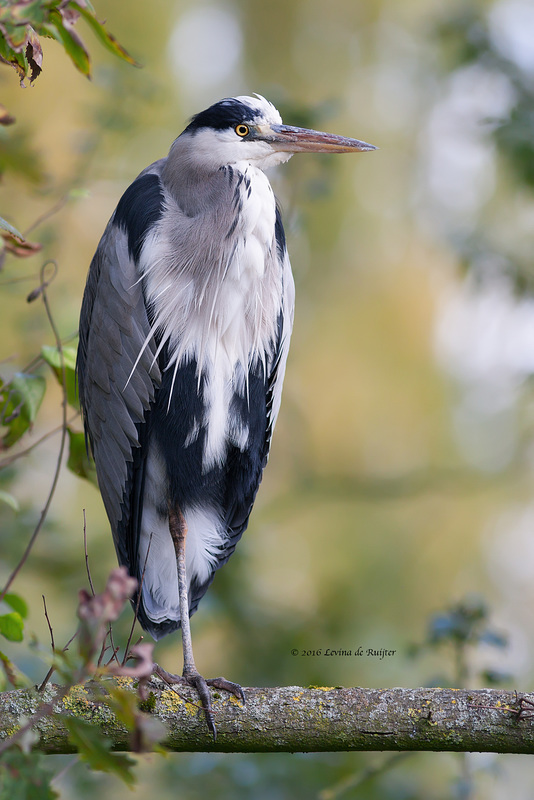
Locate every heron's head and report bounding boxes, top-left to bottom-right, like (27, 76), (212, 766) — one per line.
(176, 95), (376, 172)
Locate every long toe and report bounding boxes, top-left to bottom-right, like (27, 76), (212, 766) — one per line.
(189, 673), (217, 740)
(206, 676), (245, 703)
(153, 663), (243, 739)
(152, 662), (187, 685)
(152, 663), (216, 738)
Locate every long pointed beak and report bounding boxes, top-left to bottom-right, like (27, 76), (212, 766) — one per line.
(260, 123), (377, 154)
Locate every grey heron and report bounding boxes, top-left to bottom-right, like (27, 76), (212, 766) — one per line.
(77, 95), (376, 737)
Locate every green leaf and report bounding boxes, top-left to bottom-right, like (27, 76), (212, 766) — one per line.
(65, 717), (136, 787)
(0, 18), (29, 50)
(8, 374), (45, 422)
(0, 611), (24, 642)
(0, 490), (19, 512)
(104, 687), (139, 729)
(75, 3), (139, 67)
(0, 372), (46, 448)
(0, 216), (24, 241)
(41, 17), (91, 77)
(0, 649), (30, 689)
(0, 34), (27, 83)
(0, 0), (137, 85)
(67, 428), (98, 486)
(0, 748), (58, 799)
(0, 1), (47, 30)
(3, 592), (28, 619)
(41, 345), (79, 410)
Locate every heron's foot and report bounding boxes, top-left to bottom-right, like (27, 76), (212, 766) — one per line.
(152, 663), (244, 740)
(205, 675), (245, 701)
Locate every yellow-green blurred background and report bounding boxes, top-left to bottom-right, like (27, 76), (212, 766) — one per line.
(2, 0), (534, 796)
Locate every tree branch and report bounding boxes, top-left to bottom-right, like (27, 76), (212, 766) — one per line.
(0, 682), (533, 754)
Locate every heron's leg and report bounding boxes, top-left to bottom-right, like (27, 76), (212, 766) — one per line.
(161, 504), (244, 740)
(167, 504), (197, 675)
(165, 503), (216, 736)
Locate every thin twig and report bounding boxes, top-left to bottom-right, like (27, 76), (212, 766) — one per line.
(38, 595), (57, 693)
(0, 273), (40, 286)
(42, 595), (55, 652)
(38, 630), (79, 692)
(318, 752), (413, 800)
(50, 757), (79, 788)
(23, 194), (70, 237)
(103, 643), (120, 668)
(0, 261), (68, 603)
(0, 412), (79, 470)
(84, 514), (121, 669)
(63, 631), (78, 651)
(102, 621), (121, 668)
(38, 669), (54, 692)
(0, 329), (79, 392)
(98, 626), (120, 669)
(96, 639), (110, 666)
(83, 509), (96, 597)
(122, 532), (153, 666)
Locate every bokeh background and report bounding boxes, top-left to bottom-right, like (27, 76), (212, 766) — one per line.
(2, 0), (534, 796)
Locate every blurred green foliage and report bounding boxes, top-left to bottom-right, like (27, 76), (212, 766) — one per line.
(0, 746), (59, 800)
(434, 5), (534, 293)
(436, 8), (534, 190)
(409, 595), (510, 690)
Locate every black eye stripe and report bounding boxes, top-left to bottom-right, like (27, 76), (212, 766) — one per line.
(185, 99), (257, 132)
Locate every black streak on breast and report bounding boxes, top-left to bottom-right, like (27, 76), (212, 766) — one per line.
(151, 352), (268, 530)
(274, 204), (286, 262)
(113, 173), (165, 264)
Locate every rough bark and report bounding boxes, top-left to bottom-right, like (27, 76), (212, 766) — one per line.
(0, 681), (532, 754)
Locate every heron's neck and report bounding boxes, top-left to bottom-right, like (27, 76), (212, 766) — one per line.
(143, 153), (280, 381)
(161, 150), (230, 217)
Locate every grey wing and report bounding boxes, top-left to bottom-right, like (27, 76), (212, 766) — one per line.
(77, 222), (161, 568)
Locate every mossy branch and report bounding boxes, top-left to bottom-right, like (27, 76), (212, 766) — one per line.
(1, 681), (533, 754)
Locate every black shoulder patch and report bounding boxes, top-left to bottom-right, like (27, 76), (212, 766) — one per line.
(185, 98), (257, 133)
(113, 173), (164, 263)
(274, 203), (287, 262)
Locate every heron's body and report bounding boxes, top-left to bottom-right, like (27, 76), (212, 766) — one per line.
(77, 95), (375, 734)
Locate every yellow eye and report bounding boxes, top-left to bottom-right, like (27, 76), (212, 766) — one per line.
(235, 124), (249, 137)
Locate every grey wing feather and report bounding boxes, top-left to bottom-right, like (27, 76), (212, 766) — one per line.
(77, 222), (161, 566)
